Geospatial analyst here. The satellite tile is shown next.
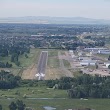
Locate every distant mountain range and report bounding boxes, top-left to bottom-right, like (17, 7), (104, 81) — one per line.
(0, 16), (110, 24)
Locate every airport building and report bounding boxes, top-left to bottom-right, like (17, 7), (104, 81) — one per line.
(84, 48), (110, 55)
(80, 60), (97, 66)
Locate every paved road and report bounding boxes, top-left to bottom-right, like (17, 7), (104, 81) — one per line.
(36, 51), (48, 80)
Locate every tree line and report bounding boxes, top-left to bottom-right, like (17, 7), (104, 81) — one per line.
(45, 75), (110, 98)
(19, 74), (110, 99)
(0, 70), (21, 89)
(0, 62), (12, 68)
(0, 43), (30, 67)
(0, 100), (29, 110)
(0, 70), (110, 98)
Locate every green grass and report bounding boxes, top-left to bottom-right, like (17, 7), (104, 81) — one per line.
(48, 49), (58, 57)
(10, 68), (22, 76)
(60, 51), (66, 55)
(0, 97), (110, 110)
(0, 87), (67, 99)
(97, 54), (109, 59)
(63, 59), (71, 68)
(0, 87), (110, 110)
(0, 48), (41, 68)
(47, 49), (59, 68)
(19, 48), (41, 67)
(0, 55), (17, 68)
(48, 57), (59, 68)
(0, 48), (41, 76)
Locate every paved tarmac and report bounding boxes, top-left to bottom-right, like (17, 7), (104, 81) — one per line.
(36, 51), (48, 80)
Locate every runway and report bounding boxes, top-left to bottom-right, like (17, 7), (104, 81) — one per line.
(35, 51), (48, 80)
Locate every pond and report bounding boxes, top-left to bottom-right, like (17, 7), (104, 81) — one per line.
(43, 106), (56, 110)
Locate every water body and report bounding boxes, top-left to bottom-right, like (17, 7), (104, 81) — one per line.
(43, 106), (56, 110)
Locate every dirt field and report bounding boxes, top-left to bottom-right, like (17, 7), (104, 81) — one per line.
(21, 64), (37, 79)
(45, 67), (66, 80)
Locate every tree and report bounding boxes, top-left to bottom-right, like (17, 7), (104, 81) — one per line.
(0, 70), (21, 89)
(9, 102), (17, 110)
(0, 104), (2, 110)
(9, 100), (26, 110)
(96, 64), (98, 69)
(67, 89), (77, 98)
(11, 54), (15, 62)
(15, 61), (20, 66)
(6, 62), (12, 68)
(25, 54), (28, 58)
(108, 65), (110, 69)
(108, 55), (110, 60)
(16, 100), (26, 110)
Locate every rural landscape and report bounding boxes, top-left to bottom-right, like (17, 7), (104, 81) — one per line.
(1, 0), (110, 110)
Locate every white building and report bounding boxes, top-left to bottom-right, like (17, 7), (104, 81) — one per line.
(98, 50), (110, 54)
(90, 50), (99, 54)
(69, 50), (73, 54)
(69, 50), (75, 58)
(84, 48), (110, 55)
(80, 60), (97, 66)
(84, 48), (107, 51)
(79, 57), (91, 61)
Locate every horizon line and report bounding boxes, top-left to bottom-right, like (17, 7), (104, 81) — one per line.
(0, 16), (110, 20)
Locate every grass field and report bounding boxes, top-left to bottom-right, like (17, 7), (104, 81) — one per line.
(96, 54), (109, 60)
(0, 55), (17, 68)
(48, 49), (59, 57)
(45, 49), (69, 79)
(60, 50), (66, 55)
(0, 48), (41, 68)
(19, 48), (41, 67)
(0, 48), (41, 77)
(0, 87), (110, 110)
(63, 59), (71, 68)
(47, 49), (59, 68)
(0, 87), (67, 99)
(1, 99), (110, 110)
(48, 57), (59, 68)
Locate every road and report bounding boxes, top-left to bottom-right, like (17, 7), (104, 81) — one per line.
(35, 51), (48, 80)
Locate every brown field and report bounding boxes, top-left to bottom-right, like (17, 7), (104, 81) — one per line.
(45, 67), (68, 80)
(21, 64), (37, 79)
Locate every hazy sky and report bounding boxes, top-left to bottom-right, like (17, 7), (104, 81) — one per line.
(0, 0), (110, 19)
